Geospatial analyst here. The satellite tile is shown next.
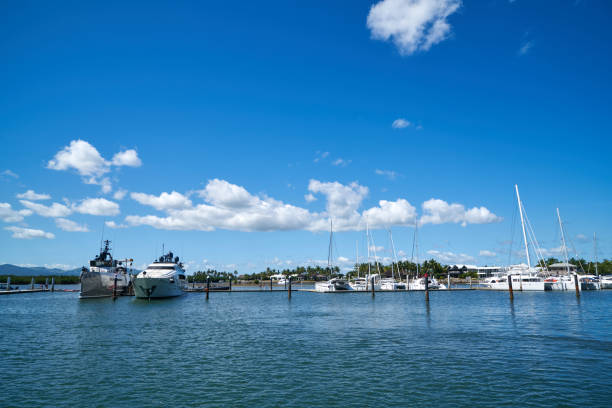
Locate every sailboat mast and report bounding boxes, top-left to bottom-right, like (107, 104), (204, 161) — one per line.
(515, 184), (531, 269)
(327, 219), (333, 277)
(556, 208), (570, 276)
(594, 232), (599, 276)
(415, 217), (420, 277)
(367, 223), (371, 277)
(356, 240), (359, 278)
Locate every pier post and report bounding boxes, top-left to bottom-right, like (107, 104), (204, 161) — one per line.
(6, 276), (10, 291)
(45, 277), (48, 291)
(229, 279), (232, 292)
(206, 277), (210, 300)
(447, 274), (451, 290)
(270, 278), (273, 291)
(508, 275), (514, 301)
(424, 273), (429, 302)
(30, 277), (34, 290)
(371, 277), (375, 298)
(112, 274), (118, 300)
(51, 277), (55, 292)
(288, 277), (292, 299)
(574, 274), (580, 297)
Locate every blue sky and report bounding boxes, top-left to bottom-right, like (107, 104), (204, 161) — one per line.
(1, 0), (610, 273)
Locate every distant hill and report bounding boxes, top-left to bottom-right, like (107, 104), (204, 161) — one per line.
(0, 264), (82, 276)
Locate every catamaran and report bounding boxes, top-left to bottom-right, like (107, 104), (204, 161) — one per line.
(380, 228), (406, 290)
(80, 240), (132, 298)
(315, 220), (352, 292)
(485, 185), (547, 291)
(349, 223), (381, 291)
(133, 251), (187, 298)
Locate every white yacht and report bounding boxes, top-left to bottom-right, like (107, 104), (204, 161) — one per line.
(408, 275), (446, 290)
(350, 274), (382, 291)
(600, 276), (612, 289)
(133, 251), (187, 299)
(80, 240), (132, 298)
(380, 277), (407, 290)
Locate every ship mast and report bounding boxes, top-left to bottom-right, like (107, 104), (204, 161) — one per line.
(515, 184), (531, 270)
(556, 208), (571, 276)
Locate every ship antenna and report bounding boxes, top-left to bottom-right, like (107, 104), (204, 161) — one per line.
(99, 221), (106, 253)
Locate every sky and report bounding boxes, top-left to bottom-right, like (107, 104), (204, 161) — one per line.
(1, 0), (610, 273)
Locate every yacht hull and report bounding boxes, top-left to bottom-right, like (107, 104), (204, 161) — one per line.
(80, 271), (129, 298)
(134, 277), (184, 298)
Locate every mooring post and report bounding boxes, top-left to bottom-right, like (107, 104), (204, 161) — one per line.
(229, 278), (232, 292)
(371, 277), (375, 298)
(288, 277), (292, 299)
(574, 274), (580, 297)
(112, 274), (118, 300)
(51, 277), (55, 292)
(270, 278), (273, 291)
(424, 273), (429, 302)
(6, 276), (10, 291)
(284, 277), (287, 290)
(447, 273), (451, 290)
(206, 277), (210, 300)
(508, 274), (514, 301)
(30, 277), (34, 290)
(45, 277), (49, 291)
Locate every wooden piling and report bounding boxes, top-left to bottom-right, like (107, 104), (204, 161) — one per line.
(574, 274), (580, 297)
(206, 277), (210, 300)
(424, 273), (429, 302)
(371, 277), (375, 298)
(112, 274), (118, 300)
(30, 277), (34, 290)
(288, 277), (292, 299)
(270, 278), (273, 291)
(508, 274), (514, 300)
(51, 277), (55, 292)
(447, 274), (451, 290)
(45, 277), (48, 291)
(6, 276), (10, 291)
(229, 279), (232, 292)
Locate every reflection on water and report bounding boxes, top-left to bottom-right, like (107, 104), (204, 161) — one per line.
(1, 290), (612, 407)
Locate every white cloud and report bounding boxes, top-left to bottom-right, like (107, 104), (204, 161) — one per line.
(362, 199), (417, 228)
(392, 118), (411, 128)
(375, 169), (399, 179)
(131, 191), (192, 211)
(20, 200), (72, 218)
(314, 151), (330, 163)
(575, 234), (588, 243)
(73, 198), (120, 216)
(5, 226), (54, 239)
(47, 140), (141, 193)
(48, 140), (110, 178)
(304, 193), (317, 203)
(0, 203), (32, 222)
(479, 250), (497, 257)
(332, 158), (351, 167)
(112, 149), (142, 167)
(369, 245), (385, 253)
(113, 189), (128, 200)
(127, 179), (315, 232)
(427, 249), (475, 264)
(55, 218), (89, 232)
(337, 256), (350, 263)
(121, 179), (501, 234)
(420, 198), (502, 226)
(16, 190), (51, 201)
(105, 220), (128, 229)
(1, 169), (19, 178)
(518, 40), (533, 55)
(367, 0), (462, 56)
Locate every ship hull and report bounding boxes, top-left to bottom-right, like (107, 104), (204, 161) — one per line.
(133, 277), (184, 298)
(80, 271), (129, 298)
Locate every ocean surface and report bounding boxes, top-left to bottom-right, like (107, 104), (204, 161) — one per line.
(1, 287), (611, 407)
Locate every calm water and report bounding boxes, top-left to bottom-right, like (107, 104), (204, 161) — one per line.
(1, 288), (611, 407)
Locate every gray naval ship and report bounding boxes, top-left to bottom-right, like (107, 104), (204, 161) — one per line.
(79, 240), (133, 298)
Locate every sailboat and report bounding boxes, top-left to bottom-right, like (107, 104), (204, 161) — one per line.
(486, 185), (547, 291)
(380, 228), (406, 290)
(314, 220), (352, 293)
(407, 216), (446, 290)
(350, 223), (381, 291)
